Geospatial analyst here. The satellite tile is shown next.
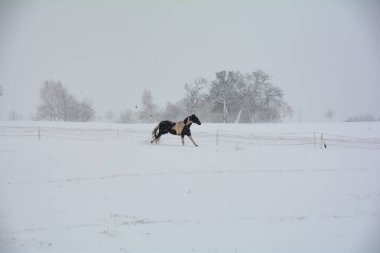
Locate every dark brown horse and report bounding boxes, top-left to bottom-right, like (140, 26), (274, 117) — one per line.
(151, 114), (201, 146)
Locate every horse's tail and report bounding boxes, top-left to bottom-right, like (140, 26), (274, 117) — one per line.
(152, 123), (160, 139)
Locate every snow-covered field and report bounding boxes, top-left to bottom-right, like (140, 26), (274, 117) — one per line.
(1, 121), (380, 253)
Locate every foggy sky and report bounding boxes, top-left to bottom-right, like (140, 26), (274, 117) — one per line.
(1, 0), (379, 122)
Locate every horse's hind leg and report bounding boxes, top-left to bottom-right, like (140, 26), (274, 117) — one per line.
(151, 134), (157, 144)
(151, 135), (159, 144)
(151, 133), (162, 144)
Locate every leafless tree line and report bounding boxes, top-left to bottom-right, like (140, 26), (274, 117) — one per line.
(345, 114), (380, 122)
(120, 70), (293, 123)
(9, 70), (292, 123)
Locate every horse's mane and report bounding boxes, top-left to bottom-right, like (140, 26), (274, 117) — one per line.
(183, 116), (189, 124)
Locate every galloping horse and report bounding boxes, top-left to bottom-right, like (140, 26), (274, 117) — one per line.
(151, 114), (201, 146)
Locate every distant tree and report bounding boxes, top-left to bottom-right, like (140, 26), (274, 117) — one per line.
(8, 110), (23, 121)
(207, 69), (290, 123)
(184, 77), (208, 114)
(325, 109), (334, 121)
(245, 70), (267, 122)
(209, 71), (238, 123)
(119, 109), (135, 123)
(138, 89), (158, 123)
(221, 71), (247, 123)
(160, 101), (185, 121)
(105, 110), (116, 122)
(298, 110), (303, 122)
(258, 85), (284, 122)
(196, 98), (220, 123)
(36, 80), (95, 122)
(77, 99), (95, 122)
(63, 94), (79, 121)
(280, 102), (294, 119)
(233, 71), (260, 123)
(29, 113), (39, 121)
(36, 80), (66, 121)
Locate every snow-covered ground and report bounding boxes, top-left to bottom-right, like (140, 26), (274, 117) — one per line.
(1, 121), (380, 253)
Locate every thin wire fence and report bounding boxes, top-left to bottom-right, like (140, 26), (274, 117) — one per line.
(1, 125), (380, 150)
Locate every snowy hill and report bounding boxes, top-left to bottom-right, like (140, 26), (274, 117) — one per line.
(1, 121), (380, 253)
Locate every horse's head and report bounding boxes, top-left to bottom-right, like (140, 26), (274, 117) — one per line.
(189, 114), (201, 125)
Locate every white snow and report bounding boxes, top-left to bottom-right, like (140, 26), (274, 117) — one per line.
(1, 121), (380, 253)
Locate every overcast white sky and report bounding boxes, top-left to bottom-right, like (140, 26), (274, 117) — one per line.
(0, 0), (379, 122)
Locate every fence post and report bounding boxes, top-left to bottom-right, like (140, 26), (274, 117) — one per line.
(216, 131), (219, 145)
(117, 130), (119, 140)
(320, 133), (323, 149)
(38, 126), (41, 140)
(314, 132), (316, 149)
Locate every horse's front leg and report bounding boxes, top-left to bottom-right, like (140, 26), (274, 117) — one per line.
(181, 136), (185, 145)
(188, 135), (198, 147)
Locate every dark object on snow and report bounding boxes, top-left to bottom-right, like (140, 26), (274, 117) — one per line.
(324, 143), (327, 149)
(151, 114), (201, 146)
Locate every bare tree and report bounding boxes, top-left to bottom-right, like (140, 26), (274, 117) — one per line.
(160, 101), (185, 121)
(245, 70), (270, 122)
(37, 80), (65, 121)
(8, 110), (23, 121)
(280, 101), (294, 119)
(325, 109), (334, 121)
(36, 80), (95, 122)
(233, 72), (251, 123)
(105, 110), (116, 122)
(119, 109), (135, 123)
(138, 89), (158, 123)
(184, 77), (208, 114)
(209, 71), (238, 123)
(77, 99), (95, 122)
(63, 94), (79, 121)
(206, 69), (291, 123)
